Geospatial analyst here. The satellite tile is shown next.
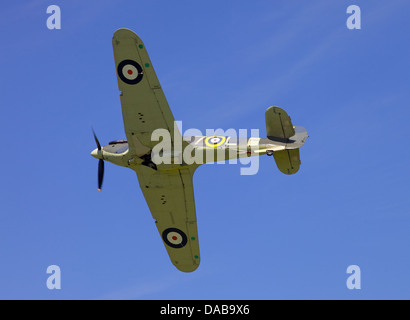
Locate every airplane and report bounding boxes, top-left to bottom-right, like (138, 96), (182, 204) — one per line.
(91, 28), (308, 273)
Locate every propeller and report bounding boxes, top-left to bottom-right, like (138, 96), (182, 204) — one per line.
(97, 158), (104, 192)
(92, 129), (104, 192)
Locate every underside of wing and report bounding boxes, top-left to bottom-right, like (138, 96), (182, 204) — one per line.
(134, 166), (200, 272)
(112, 29), (182, 156)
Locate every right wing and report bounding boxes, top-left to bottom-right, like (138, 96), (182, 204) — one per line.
(134, 165), (200, 273)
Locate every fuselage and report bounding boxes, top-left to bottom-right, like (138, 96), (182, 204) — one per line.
(90, 126), (308, 171)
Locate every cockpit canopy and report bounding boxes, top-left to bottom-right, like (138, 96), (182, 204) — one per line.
(103, 140), (129, 154)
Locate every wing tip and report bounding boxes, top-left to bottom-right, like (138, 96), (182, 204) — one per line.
(113, 28), (142, 42)
(174, 262), (200, 273)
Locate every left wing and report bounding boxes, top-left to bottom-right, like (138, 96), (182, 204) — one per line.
(112, 28), (182, 156)
(134, 165), (200, 272)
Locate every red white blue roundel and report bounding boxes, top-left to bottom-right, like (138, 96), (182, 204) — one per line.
(162, 228), (188, 249)
(117, 59), (143, 85)
(204, 136), (227, 148)
(209, 137), (222, 144)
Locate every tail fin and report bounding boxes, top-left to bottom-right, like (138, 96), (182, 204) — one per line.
(265, 106), (304, 175)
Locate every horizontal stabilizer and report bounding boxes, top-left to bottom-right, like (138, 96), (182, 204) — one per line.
(273, 149), (301, 175)
(265, 106), (295, 140)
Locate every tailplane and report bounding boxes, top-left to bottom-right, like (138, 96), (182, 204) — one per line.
(265, 106), (307, 175)
(273, 149), (301, 175)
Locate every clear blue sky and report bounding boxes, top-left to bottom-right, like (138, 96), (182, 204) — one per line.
(0, 0), (409, 299)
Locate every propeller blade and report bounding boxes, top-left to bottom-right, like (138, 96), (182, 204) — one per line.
(92, 128), (102, 150)
(98, 159), (104, 191)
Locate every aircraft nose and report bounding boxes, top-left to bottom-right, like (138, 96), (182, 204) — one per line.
(91, 148), (101, 159)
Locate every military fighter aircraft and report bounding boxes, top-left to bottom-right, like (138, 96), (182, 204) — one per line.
(91, 29), (308, 272)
